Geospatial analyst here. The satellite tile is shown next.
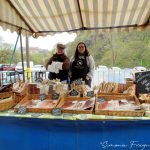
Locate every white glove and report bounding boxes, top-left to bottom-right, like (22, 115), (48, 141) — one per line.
(47, 65), (59, 73)
(55, 62), (63, 70)
(47, 65), (54, 72)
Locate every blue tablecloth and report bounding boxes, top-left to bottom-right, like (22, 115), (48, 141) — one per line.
(0, 112), (150, 150)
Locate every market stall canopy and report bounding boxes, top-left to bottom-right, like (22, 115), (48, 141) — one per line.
(0, 0), (150, 37)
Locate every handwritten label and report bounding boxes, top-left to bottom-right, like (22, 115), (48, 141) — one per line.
(87, 91), (94, 97)
(39, 93), (46, 101)
(18, 105), (27, 114)
(69, 89), (79, 96)
(52, 93), (59, 100)
(97, 98), (105, 103)
(51, 108), (62, 116)
(135, 71), (150, 94)
(75, 78), (82, 85)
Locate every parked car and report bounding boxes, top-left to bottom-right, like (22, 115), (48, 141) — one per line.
(132, 66), (147, 72)
(111, 67), (121, 71)
(2, 64), (16, 71)
(0, 64), (4, 71)
(15, 61), (34, 73)
(31, 65), (46, 72)
(97, 65), (108, 70)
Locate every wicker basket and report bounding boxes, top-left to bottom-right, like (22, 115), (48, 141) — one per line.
(13, 82), (28, 105)
(138, 94), (150, 104)
(14, 94), (60, 113)
(98, 84), (136, 96)
(0, 91), (13, 99)
(0, 88), (14, 111)
(95, 95), (144, 117)
(56, 96), (95, 114)
(13, 93), (26, 105)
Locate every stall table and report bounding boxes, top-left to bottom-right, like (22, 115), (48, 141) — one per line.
(0, 110), (150, 150)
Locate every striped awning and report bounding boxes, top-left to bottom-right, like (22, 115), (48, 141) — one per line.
(0, 0), (150, 37)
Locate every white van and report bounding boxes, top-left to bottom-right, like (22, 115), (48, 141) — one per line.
(15, 61), (34, 73)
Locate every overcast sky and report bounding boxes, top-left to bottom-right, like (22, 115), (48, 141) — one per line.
(0, 27), (77, 50)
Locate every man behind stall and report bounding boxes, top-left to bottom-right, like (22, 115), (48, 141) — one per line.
(46, 43), (70, 83)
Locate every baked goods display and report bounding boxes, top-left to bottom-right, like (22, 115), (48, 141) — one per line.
(12, 80), (28, 104)
(0, 77), (149, 117)
(12, 80), (28, 94)
(96, 98), (141, 111)
(138, 94), (150, 111)
(139, 94), (150, 102)
(0, 83), (14, 111)
(95, 95), (144, 116)
(98, 82), (118, 93)
(68, 81), (93, 97)
(56, 97), (95, 114)
(14, 94), (60, 113)
(0, 83), (12, 93)
(97, 82), (135, 95)
(38, 79), (68, 95)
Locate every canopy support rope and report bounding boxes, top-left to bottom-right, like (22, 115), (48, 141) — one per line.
(7, 28), (25, 82)
(7, 28), (21, 83)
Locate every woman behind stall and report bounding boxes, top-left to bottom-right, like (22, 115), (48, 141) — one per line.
(70, 42), (95, 87)
(46, 43), (70, 83)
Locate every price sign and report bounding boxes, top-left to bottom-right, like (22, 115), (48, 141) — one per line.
(69, 89), (79, 96)
(39, 93), (46, 101)
(87, 91), (94, 97)
(18, 105), (27, 114)
(51, 108), (62, 116)
(52, 93), (59, 100)
(135, 71), (150, 94)
(97, 98), (105, 103)
(75, 78), (82, 85)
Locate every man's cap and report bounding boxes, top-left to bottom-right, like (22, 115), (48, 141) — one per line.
(57, 43), (65, 49)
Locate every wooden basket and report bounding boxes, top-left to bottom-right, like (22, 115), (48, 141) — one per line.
(56, 96), (95, 114)
(98, 84), (136, 96)
(95, 95), (144, 117)
(0, 88), (14, 111)
(13, 93), (26, 105)
(14, 94), (60, 113)
(13, 82), (28, 105)
(0, 91), (13, 99)
(138, 94), (150, 104)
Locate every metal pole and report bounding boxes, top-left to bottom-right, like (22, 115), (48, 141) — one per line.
(19, 29), (25, 82)
(26, 35), (31, 82)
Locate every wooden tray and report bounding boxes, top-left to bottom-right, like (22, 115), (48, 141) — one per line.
(56, 96), (95, 114)
(95, 95), (144, 117)
(14, 94), (60, 113)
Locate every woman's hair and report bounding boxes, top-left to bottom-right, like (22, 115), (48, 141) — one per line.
(74, 42), (89, 59)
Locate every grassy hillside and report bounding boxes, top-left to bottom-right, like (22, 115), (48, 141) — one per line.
(67, 29), (150, 68)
